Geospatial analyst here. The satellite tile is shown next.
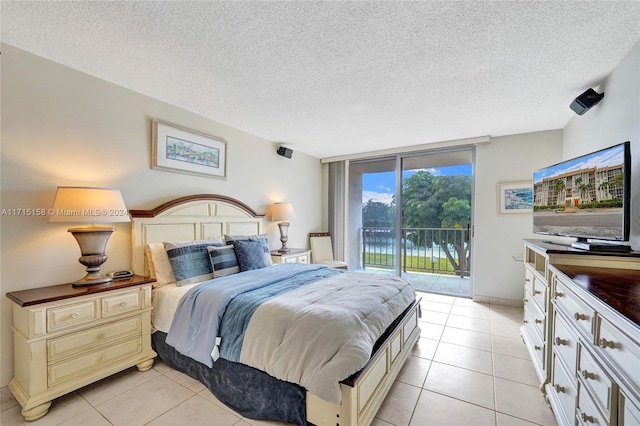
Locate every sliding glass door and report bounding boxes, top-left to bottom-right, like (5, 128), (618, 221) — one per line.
(347, 147), (474, 297)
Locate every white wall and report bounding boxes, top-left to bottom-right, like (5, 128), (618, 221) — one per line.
(0, 45), (323, 387)
(473, 131), (563, 302)
(563, 41), (640, 251)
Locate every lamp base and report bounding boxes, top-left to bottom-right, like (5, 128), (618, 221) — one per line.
(68, 225), (115, 287)
(277, 221), (290, 253)
(72, 274), (113, 287)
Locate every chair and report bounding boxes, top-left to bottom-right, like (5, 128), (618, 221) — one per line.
(309, 232), (348, 270)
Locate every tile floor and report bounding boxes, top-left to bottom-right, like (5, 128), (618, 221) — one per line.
(1, 291), (557, 426)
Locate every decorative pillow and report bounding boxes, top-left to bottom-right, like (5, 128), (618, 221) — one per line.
(225, 233), (272, 266)
(164, 238), (224, 286)
(144, 242), (176, 287)
(234, 240), (271, 272)
(208, 245), (240, 277)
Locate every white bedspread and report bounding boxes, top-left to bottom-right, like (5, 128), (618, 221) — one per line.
(239, 271), (416, 404)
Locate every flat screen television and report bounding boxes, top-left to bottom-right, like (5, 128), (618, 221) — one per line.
(532, 141), (631, 251)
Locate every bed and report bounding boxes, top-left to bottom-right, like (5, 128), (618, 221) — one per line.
(130, 194), (421, 426)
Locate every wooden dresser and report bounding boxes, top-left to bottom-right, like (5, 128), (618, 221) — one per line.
(522, 240), (640, 425)
(6, 275), (157, 421)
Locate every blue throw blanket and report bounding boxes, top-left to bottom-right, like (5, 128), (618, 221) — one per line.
(166, 263), (343, 367)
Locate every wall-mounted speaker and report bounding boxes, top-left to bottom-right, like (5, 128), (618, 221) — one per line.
(277, 146), (293, 159)
(570, 88), (604, 115)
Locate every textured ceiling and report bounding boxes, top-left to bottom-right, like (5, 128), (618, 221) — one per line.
(2, 1), (640, 159)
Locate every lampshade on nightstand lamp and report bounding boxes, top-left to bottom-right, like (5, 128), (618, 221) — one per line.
(271, 202), (296, 253)
(50, 187), (130, 286)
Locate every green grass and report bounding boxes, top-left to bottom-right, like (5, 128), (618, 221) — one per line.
(364, 252), (456, 274)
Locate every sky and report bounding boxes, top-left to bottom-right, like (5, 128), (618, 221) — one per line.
(533, 142), (626, 184)
(362, 164), (472, 205)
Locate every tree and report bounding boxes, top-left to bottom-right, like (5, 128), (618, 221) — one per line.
(398, 171), (471, 275)
(362, 200), (392, 227)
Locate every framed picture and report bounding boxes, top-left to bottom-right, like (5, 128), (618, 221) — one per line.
(497, 181), (533, 214)
(152, 120), (227, 179)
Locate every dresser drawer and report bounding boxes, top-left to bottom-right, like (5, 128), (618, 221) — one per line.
(524, 268), (534, 297)
(102, 290), (141, 317)
(577, 383), (609, 426)
(550, 353), (578, 426)
(532, 275), (548, 313)
(523, 310), (545, 373)
(48, 317), (142, 362)
(579, 346), (614, 419)
(597, 318), (640, 391)
(620, 389), (640, 426)
(48, 337), (142, 386)
(554, 277), (594, 340)
(47, 300), (100, 333)
(525, 290), (546, 341)
(554, 311), (579, 374)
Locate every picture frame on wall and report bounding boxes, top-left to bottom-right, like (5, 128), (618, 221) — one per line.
(152, 119), (227, 179)
(497, 181), (533, 214)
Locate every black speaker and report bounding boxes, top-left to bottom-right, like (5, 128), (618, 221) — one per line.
(570, 88), (604, 115)
(277, 147), (293, 159)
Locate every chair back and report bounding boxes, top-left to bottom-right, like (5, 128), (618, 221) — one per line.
(309, 232), (335, 262)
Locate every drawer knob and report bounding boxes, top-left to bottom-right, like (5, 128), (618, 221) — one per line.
(554, 384), (565, 393)
(523, 319), (528, 324)
(525, 278), (531, 283)
(534, 319), (542, 324)
(574, 312), (587, 321)
(581, 370), (596, 380)
(599, 338), (616, 349)
(555, 337), (567, 346)
(120, 301), (128, 307)
(581, 413), (595, 423)
(555, 291), (564, 298)
(533, 290), (542, 295)
(534, 345), (542, 351)
(70, 312), (80, 319)
(523, 298), (528, 304)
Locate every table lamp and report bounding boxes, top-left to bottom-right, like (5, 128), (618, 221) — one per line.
(49, 186), (130, 286)
(271, 202), (296, 253)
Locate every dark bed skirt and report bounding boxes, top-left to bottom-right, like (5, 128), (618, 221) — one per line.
(151, 331), (307, 425)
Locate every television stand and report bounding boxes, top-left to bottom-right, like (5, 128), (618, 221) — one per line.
(570, 238), (632, 253)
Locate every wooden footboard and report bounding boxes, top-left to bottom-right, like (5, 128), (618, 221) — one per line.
(306, 299), (421, 426)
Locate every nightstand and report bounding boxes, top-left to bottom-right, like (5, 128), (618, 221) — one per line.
(270, 248), (311, 264)
(6, 275), (157, 421)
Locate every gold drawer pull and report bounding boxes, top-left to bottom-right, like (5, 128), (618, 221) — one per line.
(525, 278), (531, 283)
(581, 370), (596, 380)
(599, 338), (616, 349)
(119, 301), (128, 307)
(70, 312), (80, 319)
(523, 298), (528, 304)
(523, 319), (528, 324)
(534, 345), (542, 351)
(554, 384), (565, 393)
(555, 337), (567, 346)
(581, 413), (595, 423)
(533, 290), (542, 295)
(555, 291), (564, 298)
(574, 312), (587, 321)
(534, 319), (542, 324)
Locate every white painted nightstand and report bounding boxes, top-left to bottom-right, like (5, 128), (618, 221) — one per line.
(6, 275), (157, 421)
(270, 248), (311, 264)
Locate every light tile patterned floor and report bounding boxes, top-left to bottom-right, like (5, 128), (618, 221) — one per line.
(1, 291), (557, 426)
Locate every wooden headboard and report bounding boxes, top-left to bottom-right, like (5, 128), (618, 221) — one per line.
(130, 194), (266, 277)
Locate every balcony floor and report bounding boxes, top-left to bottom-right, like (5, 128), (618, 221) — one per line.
(358, 267), (471, 298)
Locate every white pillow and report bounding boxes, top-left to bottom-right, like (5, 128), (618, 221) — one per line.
(144, 242), (175, 287)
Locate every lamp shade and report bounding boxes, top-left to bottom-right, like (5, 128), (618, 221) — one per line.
(271, 203), (296, 222)
(49, 187), (130, 223)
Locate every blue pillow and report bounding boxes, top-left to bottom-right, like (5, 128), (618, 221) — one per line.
(164, 240), (223, 286)
(208, 245), (240, 277)
(234, 240), (271, 272)
(225, 234), (272, 265)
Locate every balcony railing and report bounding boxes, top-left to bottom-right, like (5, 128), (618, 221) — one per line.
(362, 226), (470, 277)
